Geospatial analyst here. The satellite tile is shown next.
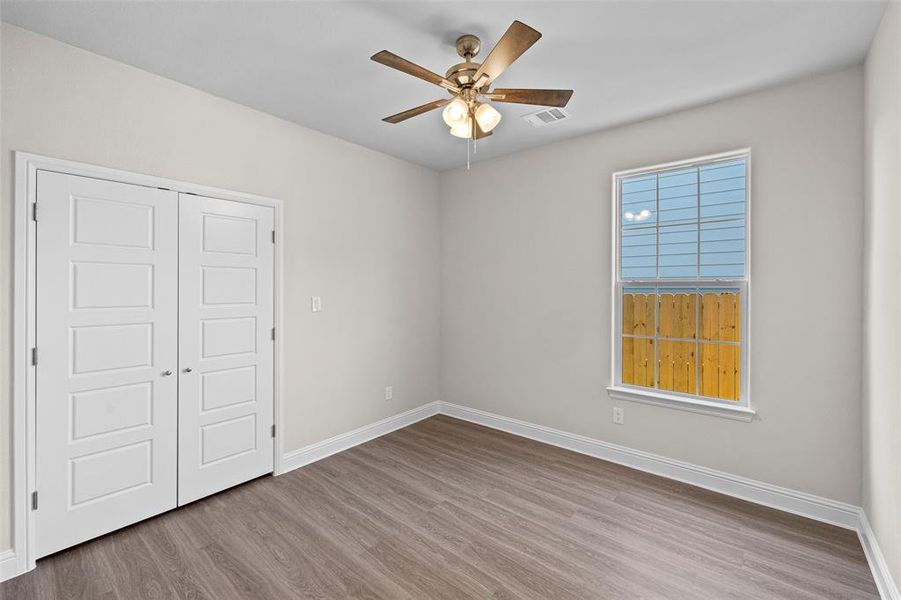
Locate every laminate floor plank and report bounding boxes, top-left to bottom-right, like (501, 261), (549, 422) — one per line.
(0, 415), (879, 599)
(138, 517), (222, 600)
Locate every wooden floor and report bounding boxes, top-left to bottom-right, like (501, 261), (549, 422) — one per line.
(1, 415), (878, 599)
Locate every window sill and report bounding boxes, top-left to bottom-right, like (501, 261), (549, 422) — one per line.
(606, 386), (756, 422)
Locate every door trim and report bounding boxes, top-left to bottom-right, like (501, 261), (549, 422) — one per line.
(9, 152), (285, 581)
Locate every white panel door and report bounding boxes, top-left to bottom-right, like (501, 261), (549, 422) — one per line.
(178, 194), (275, 505)
(35, 171), (178, 558)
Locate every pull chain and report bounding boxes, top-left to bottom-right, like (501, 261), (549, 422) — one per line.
(467, 137), (471, 170)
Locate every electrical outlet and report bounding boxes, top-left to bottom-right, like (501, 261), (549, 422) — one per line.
(311, 296), (322, 312)
(385, 385), (393, 401)
(613, 407), (624, 425)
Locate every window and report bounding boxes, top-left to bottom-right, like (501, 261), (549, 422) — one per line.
(609, 150), (751, 418)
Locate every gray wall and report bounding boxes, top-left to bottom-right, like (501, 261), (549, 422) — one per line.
(0, 17), (879, 561)
(440, 67), (865, 504)
(863, 2), (901, 586)
(0, 24), (441, 551)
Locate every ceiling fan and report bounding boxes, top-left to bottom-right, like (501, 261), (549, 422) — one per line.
(371, 20), (573, 140)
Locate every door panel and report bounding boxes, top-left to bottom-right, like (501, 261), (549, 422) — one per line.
(35, 171), (178, 558)
(178, 194), (274, 505)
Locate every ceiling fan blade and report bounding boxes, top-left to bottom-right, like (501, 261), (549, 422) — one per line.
(371, 50), (460, 92)
(472, 21), (542, 87)
(382, 99), (451, 124)
(490, 88), (573, 107)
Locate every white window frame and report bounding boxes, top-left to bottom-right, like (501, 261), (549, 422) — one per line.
(607, 149), (754, 421)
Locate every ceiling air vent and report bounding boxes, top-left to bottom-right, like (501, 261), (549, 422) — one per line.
(521, 107), (570, 128)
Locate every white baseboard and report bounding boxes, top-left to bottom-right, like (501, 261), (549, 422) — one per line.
(0, 550), (19, 583)
(437, 401), (901, 598)
(8, 398), (895, 598)
(859, 511), (901, 600)
(279, 399), (861, 531)
(279, 401), (440, 474)
(438, 401), (861, 530)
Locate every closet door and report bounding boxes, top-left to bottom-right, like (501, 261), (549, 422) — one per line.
(35, 171), (179, 558)
(178, 194), (275, 505)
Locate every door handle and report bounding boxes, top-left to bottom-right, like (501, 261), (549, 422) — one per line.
(184, 367), (193, 373)
(162, 370), (173, 377)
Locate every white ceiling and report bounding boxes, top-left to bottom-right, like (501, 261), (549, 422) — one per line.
(1, 1), (886, 171)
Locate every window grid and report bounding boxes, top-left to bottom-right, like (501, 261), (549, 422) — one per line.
(615, 151), (748, 406)
(621, 285), (742, 400)
(694, 167), (700, 395)
(619, 158), (747, 282)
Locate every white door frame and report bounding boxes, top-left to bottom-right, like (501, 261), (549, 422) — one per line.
(8, 151), (285, 581)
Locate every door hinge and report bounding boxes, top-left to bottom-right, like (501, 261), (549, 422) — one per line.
(271, 230), (276, 244)
(32, 202), (38, 222)
(31, 491), (38, 510)
(31, 347), (38, 366)
(271, 327), (276, 341)
(271, 424), (276, 438)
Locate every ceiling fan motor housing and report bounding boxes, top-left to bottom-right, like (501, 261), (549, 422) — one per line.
(447, 34), (483, 88)
(445, 62), (481, 87)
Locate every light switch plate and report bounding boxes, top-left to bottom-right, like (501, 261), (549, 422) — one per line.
(311, 296), (322, 312)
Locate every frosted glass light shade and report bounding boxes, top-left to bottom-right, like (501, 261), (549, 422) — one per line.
(474, 103), (502, 132)
(449, 117), (473, 139)
(442, 98), (469, 127)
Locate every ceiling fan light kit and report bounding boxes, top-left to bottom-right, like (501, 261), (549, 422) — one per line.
(475, 103), (502, 133)
(442, 98), (469, 127)
(450, 117), (474, 139)
(371, 20), (574, 159)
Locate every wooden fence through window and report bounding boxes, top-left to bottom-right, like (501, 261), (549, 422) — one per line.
(622, 291), (740, 401)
